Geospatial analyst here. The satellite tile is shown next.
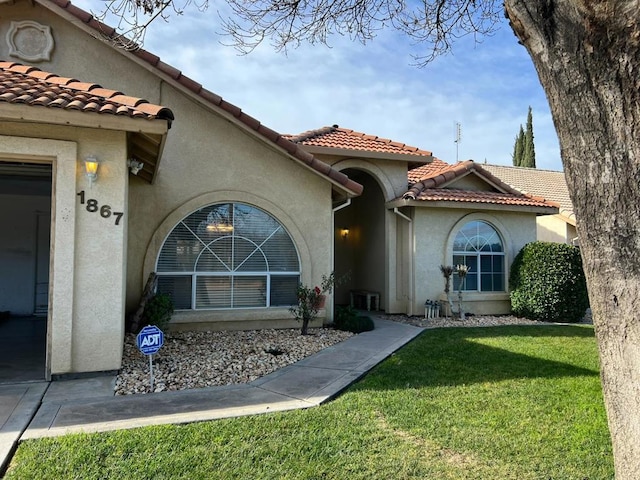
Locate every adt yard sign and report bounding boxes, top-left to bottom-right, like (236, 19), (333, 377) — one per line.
(137, 325), (164, 355)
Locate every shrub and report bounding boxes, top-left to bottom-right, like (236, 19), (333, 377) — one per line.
(346, 315), (375, 333)
(141, 293), (174, 332)
(334, 306), (375, 333)
(510, 242), (589, 323)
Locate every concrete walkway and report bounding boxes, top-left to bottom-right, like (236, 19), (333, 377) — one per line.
(0, 318), (423, 473)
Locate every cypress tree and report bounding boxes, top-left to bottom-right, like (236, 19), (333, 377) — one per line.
(522, 106), (536, 168)
(512, 125), (525, 166)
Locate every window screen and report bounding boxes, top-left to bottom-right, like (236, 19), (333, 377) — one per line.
(156, 203), (300, 310)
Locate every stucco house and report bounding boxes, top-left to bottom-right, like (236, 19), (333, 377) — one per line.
(0, 0), (556, 381)
(285, 132), (557, 316)
(481, 164), (578, 245)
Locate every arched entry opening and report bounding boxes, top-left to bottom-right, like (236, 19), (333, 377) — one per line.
(0, 162), (51, 383)
(334, 169), (386, 311)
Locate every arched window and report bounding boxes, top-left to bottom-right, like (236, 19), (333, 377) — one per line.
(156, 202), (300, 310)
(452, 220), (505, 292)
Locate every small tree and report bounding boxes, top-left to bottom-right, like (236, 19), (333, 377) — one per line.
(290, 272), (344, 335)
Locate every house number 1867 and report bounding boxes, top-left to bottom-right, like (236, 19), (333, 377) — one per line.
(77, 190), (124, 226)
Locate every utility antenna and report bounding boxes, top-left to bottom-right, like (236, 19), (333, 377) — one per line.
(454, 122), (462, 162)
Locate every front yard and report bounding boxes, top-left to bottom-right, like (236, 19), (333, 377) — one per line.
(6, 325), (613, 479)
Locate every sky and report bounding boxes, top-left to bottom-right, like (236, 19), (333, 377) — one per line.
(77, 0), (563, 171)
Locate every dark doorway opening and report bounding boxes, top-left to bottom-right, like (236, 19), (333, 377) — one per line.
(0, 162), (52, 383)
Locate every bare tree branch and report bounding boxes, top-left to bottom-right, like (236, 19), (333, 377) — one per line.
(219, 0), (502, 63)
(94, 0), (501, 63)
(93, 0), (208, 49)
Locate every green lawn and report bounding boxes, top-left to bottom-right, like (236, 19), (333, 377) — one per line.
(6, 325), (613, 479)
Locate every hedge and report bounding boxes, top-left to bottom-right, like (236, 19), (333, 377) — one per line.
(510, 241), (589, 323)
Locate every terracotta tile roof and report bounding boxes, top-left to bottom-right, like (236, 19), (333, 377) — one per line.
(407, 158), (450, 183)
(0, 61), (174, 123)
(40, 0), (362, 197)
(286, 125), (433, 158)
(406, 188), (555, 208)
(481, 164), (575, 224)
(403, 160), (557, 211)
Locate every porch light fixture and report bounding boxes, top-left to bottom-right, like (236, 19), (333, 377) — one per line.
(341, 228), (349, 239)
(127, 158), (144, 175)
(84, 155), (100, 185)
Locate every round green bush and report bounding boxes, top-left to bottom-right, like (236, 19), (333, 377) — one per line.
(509, 241), (589, 323)
(342, 315), (375, 333)
(334, 306), (375, 333)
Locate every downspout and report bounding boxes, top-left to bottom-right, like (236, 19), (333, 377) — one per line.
(332, 198), (351, 213)
(393, 207), (414, 316)
(329, 198), (351, 322)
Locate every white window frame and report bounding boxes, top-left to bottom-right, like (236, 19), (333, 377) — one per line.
(155, 202), (301, 310)
(451, 220), (506, 293)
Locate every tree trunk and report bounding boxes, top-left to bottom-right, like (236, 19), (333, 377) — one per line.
(504, 1), (640, 477)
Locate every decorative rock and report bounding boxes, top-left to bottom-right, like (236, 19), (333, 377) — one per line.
(116, 328), (354, 396)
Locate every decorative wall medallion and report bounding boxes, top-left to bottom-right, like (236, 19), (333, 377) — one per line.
(7, 20), (54, 62)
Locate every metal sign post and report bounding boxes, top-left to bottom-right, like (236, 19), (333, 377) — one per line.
(136, 325), (165, 392)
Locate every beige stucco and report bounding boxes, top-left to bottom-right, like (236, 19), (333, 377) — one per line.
(537, 214), (578, 244)
(411, 208), (537, 315)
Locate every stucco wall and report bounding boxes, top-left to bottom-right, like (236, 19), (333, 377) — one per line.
(537, 215), (576, 244)
(413, 208), (538, 316)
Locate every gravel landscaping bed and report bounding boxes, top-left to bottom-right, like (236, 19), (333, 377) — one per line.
(117, 312), (592, 395)
(116, 328), (354, 395)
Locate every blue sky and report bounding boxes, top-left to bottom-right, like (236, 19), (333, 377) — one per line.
(78, 1), (562, 170)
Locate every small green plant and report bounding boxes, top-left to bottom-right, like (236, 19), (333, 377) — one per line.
(334, 305), (375, 333)
(141, 293), (174, 332)
(510, 241), (589, 322)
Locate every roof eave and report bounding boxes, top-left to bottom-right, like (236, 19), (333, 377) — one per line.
(0, 103), (169, 184)
(0, 102), (170, 135)
(387, 197), (559, 215)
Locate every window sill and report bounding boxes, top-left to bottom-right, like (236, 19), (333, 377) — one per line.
(456, 292), (509, 302)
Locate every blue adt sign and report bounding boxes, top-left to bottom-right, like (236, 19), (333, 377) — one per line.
(136, 325), (164, 355)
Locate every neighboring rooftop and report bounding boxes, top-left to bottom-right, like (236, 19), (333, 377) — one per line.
(403, 160), (557, 211)
(481, 164), (575, 224)
(287, 125), (433, 162)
